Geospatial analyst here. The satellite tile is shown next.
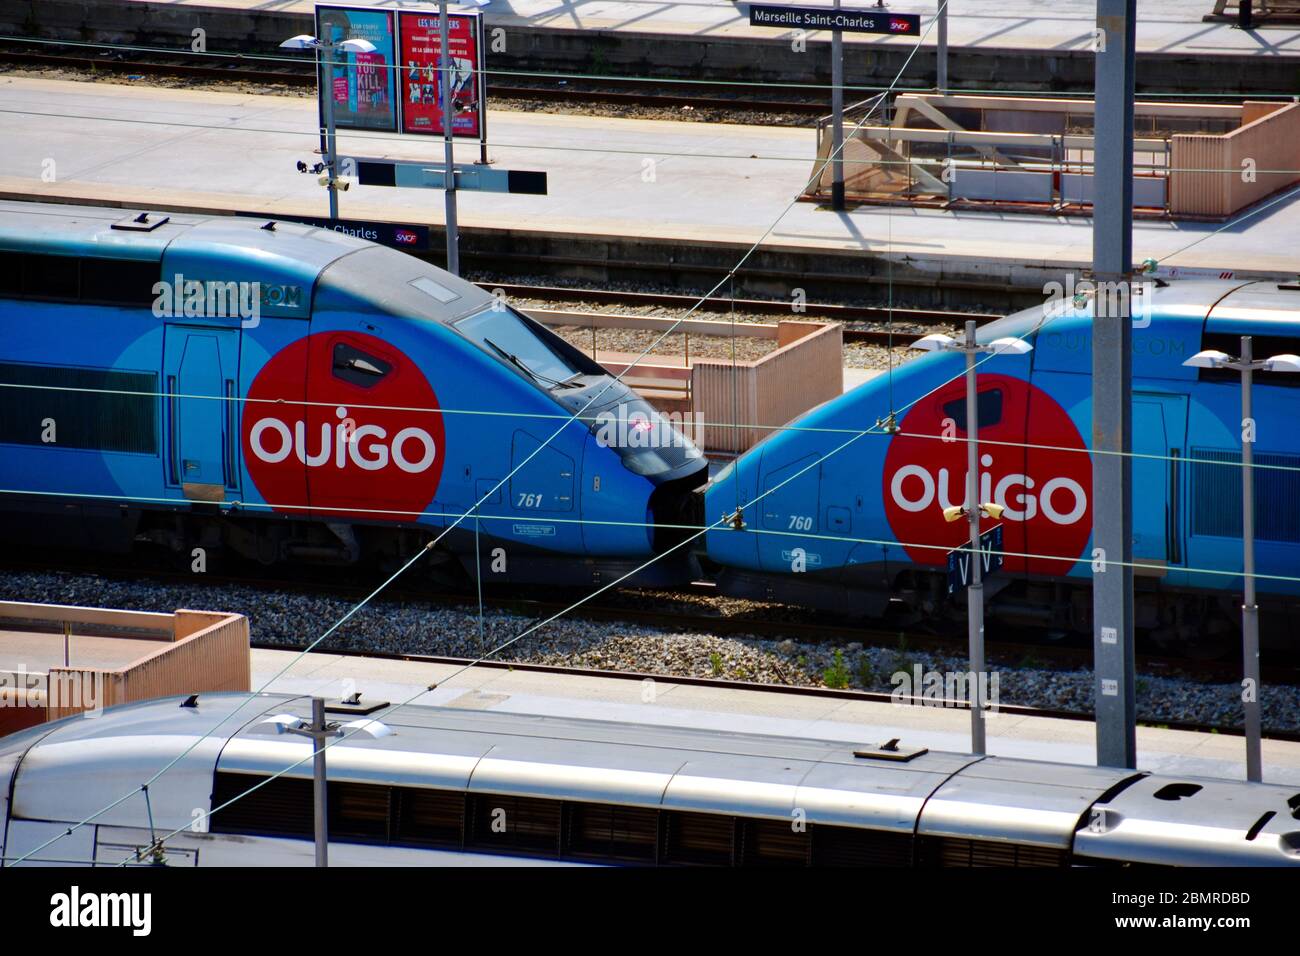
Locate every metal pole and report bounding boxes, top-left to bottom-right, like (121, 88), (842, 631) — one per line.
(1240, 335), (1262, 782)
(965, 319), (985, 755)
(1091, 0), (1137, 769)
(316, 47), (329, 165)
(439, 0), (461, 275)
(831, 0), (845, 211)
(322, 44), (340, 220)
(937, 0), (948, 93)
(312, 696), (329, 867)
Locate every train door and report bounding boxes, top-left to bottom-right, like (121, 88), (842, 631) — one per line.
(163, 326), (241, 502)
(508, 429), (581, 551)
(757, 451), (822, 573)
(1132, 392), (1187, 583)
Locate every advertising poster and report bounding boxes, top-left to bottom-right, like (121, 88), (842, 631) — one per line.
(398, 10), (484, 139)
(315, 5), (398, 132)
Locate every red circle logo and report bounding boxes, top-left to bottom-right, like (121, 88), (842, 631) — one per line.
(882, 374), (1091, 576)
(242, 333), (445, 521)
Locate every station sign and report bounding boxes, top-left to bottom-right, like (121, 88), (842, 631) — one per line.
(946, 524), (1003, 595)
(235, 211), (432, 250)
(313, 5), (488, 141)
(747, 4), (921, 35)
(352, 158), (547, 195)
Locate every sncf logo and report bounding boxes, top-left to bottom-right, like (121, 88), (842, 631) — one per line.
(249, 406), (438, 474)
(882, 374), (1091, 575)
(243, 333), (445, 520)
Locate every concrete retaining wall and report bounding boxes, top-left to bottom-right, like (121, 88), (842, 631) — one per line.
(1, 0), (1291, 95)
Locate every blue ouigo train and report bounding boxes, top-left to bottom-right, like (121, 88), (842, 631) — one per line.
(2, 202), (1298, 651)
(0, 202), (707, 587)
(705, 275), (1300, 650)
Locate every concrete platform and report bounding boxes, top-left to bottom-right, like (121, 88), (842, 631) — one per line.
(8, 0), (1300, 96)
(252, 646), (1300, 786)
(5, 77), (1297, 308)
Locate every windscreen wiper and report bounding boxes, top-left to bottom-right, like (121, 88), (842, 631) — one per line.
(483, 338), (580, 388)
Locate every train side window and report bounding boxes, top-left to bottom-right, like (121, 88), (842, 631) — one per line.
(25, 253), (80, 300)
(1198, 332), (1300, 387)
(563, 803), (659, 863)
(332, 342), (393, 388)
(468, 794), (562, 856)
(80, 257), (159, 307)
(0, 252), (156, 305)
(942, 388), (1003, 432)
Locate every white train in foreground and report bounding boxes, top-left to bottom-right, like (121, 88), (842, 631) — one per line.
(1, 693), (1297, 867)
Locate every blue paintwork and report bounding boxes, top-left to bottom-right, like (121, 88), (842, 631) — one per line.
(706, 284), (1300, 600)
(0, 203), (702, 566)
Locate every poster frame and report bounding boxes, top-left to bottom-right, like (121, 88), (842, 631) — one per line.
(313, 3), (401, 134)
(395, 7), (488, 144)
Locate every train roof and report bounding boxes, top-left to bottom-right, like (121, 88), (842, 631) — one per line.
(6, 693), (1299, 864)
(0, 200), (494, 324)
(967, 278), (1300, 344)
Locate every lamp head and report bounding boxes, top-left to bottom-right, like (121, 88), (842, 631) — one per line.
(1183, 349), (1233, 369)
(980, 502), (1005, 520)
(337, 38), (377, 54)
(986, 337), (1033, 356)
(942, 505), (966, 523)
(1263, 354), (1300, 373)
(279, 34), (321, 50)
(912, 333), (958, 352)
(248, 714), (304, 735)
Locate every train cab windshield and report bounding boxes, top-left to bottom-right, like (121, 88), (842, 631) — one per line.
(455, 305), (586, 389)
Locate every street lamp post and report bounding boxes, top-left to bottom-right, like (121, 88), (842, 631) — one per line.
(936, 0), (949, 93)
(283, 698), (341, 867)
(438, 0), (460, 275)
(280, 34), (377, 220)
(1184, 337), (1300, 782)
(830, 0), (845, 212)
(252, 698), (393, 867)
(912, 320), (1032, 754)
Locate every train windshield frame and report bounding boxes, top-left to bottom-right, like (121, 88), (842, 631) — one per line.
(455, 305), (585, 389)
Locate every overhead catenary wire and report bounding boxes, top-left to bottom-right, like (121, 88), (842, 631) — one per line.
(4, 104), (1300, 177)
(11, 10), (1295, 865)
(9, 8), (949, 866)
(103, 286), (1287, 867)
(6, 374), (1300, 473)
(5, 482), (1298, 585)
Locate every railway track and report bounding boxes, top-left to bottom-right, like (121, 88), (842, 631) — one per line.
(5, 555), (1294, 690)
(4, 558), (1293, 738)
(482, 282), (1002, 343)
(0, 48), (827, 117)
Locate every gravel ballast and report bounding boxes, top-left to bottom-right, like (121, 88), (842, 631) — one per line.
(3, 571), (1297, 733)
